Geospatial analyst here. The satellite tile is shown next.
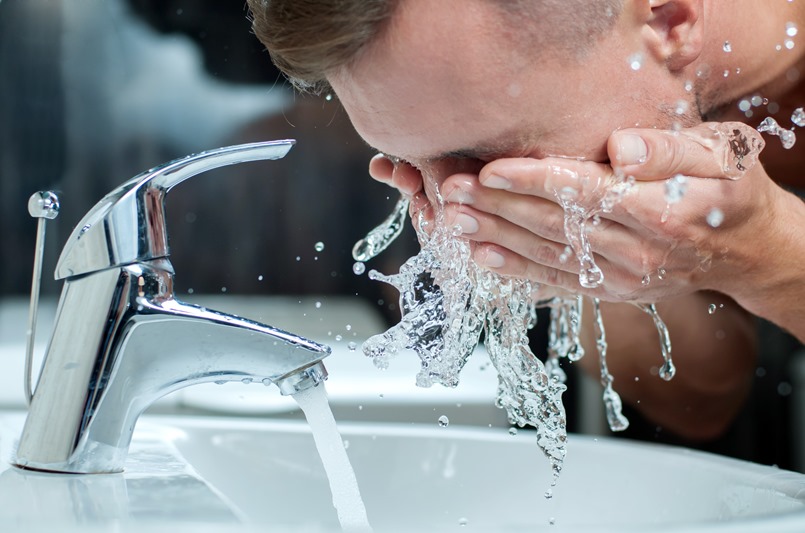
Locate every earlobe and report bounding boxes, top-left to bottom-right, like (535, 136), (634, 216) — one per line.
(643, 0), (704, 71)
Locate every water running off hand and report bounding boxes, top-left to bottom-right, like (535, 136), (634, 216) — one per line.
(360, 188), (567, 480)
(295, 384), (373, 533)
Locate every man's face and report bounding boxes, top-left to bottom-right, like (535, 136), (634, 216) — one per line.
(329, 0), (696, 181)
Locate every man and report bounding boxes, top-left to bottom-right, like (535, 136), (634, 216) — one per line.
(247, 0), (805, 444)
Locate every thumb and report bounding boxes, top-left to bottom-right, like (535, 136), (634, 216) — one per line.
(608, 122), (765, 181)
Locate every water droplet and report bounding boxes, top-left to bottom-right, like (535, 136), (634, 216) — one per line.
(786, 39), (796, 50)
(262, 378), (272, 386)
(674, 100), (689, 115)
(295, 256), (301, 262)
(458, 518), (469, 527)
(738, 99), (751, 112)
(787, 21), (799, 37)
(757, 116), (797, 149)
(792, 107), (805, 127)
(257, 275), (264, 281)
(549, 517), (556, 526)
(684, 80), (694, 92)
(723, 69), (730, 78)
(778, 382), (793, 396)
(708, 303), (717, 314)
(438, 415), (450, 427)
(335, 334), (343, 341)
(346, 324), (352, 331)
(241, 377), (253, 385)
(347, 341), (357, 351)
(657, 268), (667, 280)
(641, 274), (651, 286)
(706, 208), (724, 227)
(627, 52), (644, 70)
(343, 439), (350, 449)
(315, 301), (322, 309)
(751, 95), (763, 107)
(664, 174), (688, 204)
(214, 380), (226, 385)
(558, 246), (572, 264)
(358, 405), (363, 411)
(659, 361), (676, 381)
(325, 93), (333, 101)
(544, 489), (553, 500)
(508, 427), (518, 436)
(352, 262), (366, 275)
(221, 286), (227, 293)
(314, 241), (325, 252)
(723, 41), (732, 52)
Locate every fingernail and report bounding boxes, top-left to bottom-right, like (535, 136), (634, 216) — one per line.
(444, 188), (474, 204)
(475, 248), (505, 268)
(616, 134), (648, 165)
(452, 213), (479, 234)
(482, 174), (511, 190)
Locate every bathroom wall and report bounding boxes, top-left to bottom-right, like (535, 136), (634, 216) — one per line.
(0, 0), (417, 318)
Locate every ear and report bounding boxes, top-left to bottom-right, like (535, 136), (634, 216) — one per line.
(641, 0), (704, 71)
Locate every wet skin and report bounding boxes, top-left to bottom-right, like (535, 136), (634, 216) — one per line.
(328, 0), (805, 439)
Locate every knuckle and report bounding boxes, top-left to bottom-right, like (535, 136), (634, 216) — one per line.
(656, 134), (687, 177)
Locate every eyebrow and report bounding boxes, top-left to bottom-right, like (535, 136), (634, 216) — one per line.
(372, 130), (543, 167)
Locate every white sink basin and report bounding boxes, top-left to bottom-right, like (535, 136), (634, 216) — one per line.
(1, 412), (804, 532)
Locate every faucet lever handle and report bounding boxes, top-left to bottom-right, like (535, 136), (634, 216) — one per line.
(53, 140), (295, 280)
(25, 191), (60, 406)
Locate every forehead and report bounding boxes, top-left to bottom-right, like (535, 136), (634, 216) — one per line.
(328, 0), (647, 165)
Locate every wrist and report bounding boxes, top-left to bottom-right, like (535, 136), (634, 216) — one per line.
(721, 189), (805, 338)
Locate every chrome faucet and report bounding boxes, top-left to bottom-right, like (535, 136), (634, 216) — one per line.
(14, 140), (330, 474)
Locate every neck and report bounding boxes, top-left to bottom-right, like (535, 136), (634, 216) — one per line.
(694, 0), (805, 112)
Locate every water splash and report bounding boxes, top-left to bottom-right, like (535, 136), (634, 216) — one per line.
(757, 116), (796, 149)
(549, 166), (634, 289)
(352, 195), (410, 261)
(355, 161), (687, 482)
(360, 177), (567, 479)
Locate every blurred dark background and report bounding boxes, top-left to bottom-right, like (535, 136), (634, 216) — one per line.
(0, 0), (417, 314)
(0, 0), (800, 473)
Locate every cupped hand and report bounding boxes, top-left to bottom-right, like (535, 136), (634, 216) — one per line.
(440, 122), (784, 303)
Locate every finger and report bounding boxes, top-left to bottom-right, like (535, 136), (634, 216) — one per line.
(441, 173), (570, 243)
(409, 191), (434, 235)
(478, 157), (614, 201)
(472, 243), (599, 294)
(368, 153), (394, 184)
(609, 122), (765, 181)
(392, 161), (424, 196)
(443, 203), (579, 275)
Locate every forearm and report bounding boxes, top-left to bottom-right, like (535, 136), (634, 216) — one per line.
(725, 188), (805, 344)
(577, 292), (757, 441)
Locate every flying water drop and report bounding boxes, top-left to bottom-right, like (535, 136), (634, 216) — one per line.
(352, 195), (410, 261)
(707, 208), (724, 227)
(792, 107), (805, 127)
(757, 116), (797, 149)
